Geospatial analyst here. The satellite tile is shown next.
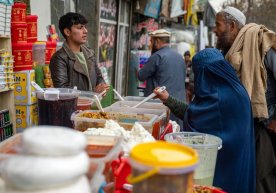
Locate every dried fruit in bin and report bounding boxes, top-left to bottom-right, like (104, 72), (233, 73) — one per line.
(193, 185), (227, 193)
(80, 112), (109, 119)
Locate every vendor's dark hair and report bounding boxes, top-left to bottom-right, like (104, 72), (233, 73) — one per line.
(59, 12), (88, 39)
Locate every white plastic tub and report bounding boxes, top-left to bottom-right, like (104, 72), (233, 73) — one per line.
(165, 132), (222, 186)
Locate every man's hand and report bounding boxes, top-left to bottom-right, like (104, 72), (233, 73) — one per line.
(95, 83), (110, 94)
(267, 119), (276, 133)
(153, 87), (169, 102)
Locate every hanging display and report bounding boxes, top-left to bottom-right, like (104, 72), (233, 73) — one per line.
(144, 0), (162, 19)
(170, 0), (186, 18)
(98, 23), (116, 84)
(160, 0), (170, 18)
(100, 0), (117, 21)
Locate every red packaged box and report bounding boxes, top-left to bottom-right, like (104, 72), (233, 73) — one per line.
(26, 15), (38, 43)
(11, 3), (26, 23)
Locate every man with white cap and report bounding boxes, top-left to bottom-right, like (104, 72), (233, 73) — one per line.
(138, 29), (186, 130)
(214, 6), (276, 193)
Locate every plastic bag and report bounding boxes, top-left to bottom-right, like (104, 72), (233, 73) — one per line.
(170, 0), (186, 18)
(160, 0), (170, 18)
(144, 0), (162, 19)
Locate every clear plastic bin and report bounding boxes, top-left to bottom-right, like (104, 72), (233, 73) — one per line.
(164, 132), (222, 186)
(32, 41), (46, 66)
(36, 88), (80, 128)
(111, 101), (170, 123)
(77, 91), (101, 111)
(123, 96), (162, 103)
(71, 110), (158, 135)
(86, 135), (122, 193)
(104, 106), (168, 139)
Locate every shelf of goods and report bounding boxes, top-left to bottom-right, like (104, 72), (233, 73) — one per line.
(0, 36), (16, 142)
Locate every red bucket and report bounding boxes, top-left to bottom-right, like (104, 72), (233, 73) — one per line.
(11, 3), (26, 24)
(11, 23), (27, 43)
(26, 15), (38, 43)
(45, 41), (57, 64)
(12, 43), (33, 66)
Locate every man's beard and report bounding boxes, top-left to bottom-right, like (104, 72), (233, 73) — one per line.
(216, 31), (232, 54)
(151, 45), (158, 54)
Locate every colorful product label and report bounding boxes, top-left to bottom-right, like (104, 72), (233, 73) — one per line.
(14, 70), (37, 105)
(15, 104), (38, 131)
(13, 48), (32, 65)
(12, 7), (26, 23)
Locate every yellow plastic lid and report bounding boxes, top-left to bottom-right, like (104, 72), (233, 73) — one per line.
(34, 41), (46, 45)
(130, 141), (198, 168)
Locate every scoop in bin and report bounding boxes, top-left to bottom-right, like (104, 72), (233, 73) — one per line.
(31, 81), (60, 101)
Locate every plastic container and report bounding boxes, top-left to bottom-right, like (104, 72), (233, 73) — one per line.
(71, 110), (158, 133)
(76, 91), (101, 111)
(11, 23), (27, 43)
(45, 41), (57, 64)
(165, 132), (222, 186)
(85, 135), (122, 191)
(77, 97), (93, 111)
(111, 101), (170, 131)
(12, 42), (33, 66)
(35, 88), (80, 128)
(26, 15), (38, 43)
(123, 96), (162, 103)
(128, 141), (198, 193)
(0, 83), (6, 90)
(104, 106), (168, 139)
(193, 185), (227, 193)
(32, 41), (46, 66)
(11, 3), (26, 23)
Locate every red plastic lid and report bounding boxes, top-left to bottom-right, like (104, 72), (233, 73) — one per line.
(12, 3), (26, 8)
(26, 15), (38, 21)
(12, 42), (33, 49)
(46, 41), (57, 48)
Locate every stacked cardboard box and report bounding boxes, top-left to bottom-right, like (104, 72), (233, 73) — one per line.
(14, 70), (38, 132)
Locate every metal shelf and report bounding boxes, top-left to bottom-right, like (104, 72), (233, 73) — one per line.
(0, 88), (13, 93)
(0, 35), (11, 39)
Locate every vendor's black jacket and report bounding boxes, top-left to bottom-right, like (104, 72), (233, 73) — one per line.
(49, 42), (105, 91)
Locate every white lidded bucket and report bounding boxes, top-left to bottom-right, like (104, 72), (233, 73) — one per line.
(165, 132), (222, 186)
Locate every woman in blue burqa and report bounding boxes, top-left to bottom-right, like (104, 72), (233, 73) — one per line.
(154, 48), (256, 193)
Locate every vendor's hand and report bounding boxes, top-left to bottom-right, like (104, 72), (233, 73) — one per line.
(267, 119), (276, 133)
(95, 83), (110, 95)
(103, 182), (114, 193)
(153, 87), (169, 102)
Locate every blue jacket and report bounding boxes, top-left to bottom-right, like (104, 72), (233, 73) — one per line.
(138, 46), (185, 101)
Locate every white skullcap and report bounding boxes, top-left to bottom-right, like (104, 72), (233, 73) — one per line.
(223, 6), (246, 25)
(149, 29), (171, 37)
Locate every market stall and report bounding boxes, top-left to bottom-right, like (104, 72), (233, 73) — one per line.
(0, 1), (227, 193)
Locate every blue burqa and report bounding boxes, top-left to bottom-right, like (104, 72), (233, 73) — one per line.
(184, 48), (256, 193)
